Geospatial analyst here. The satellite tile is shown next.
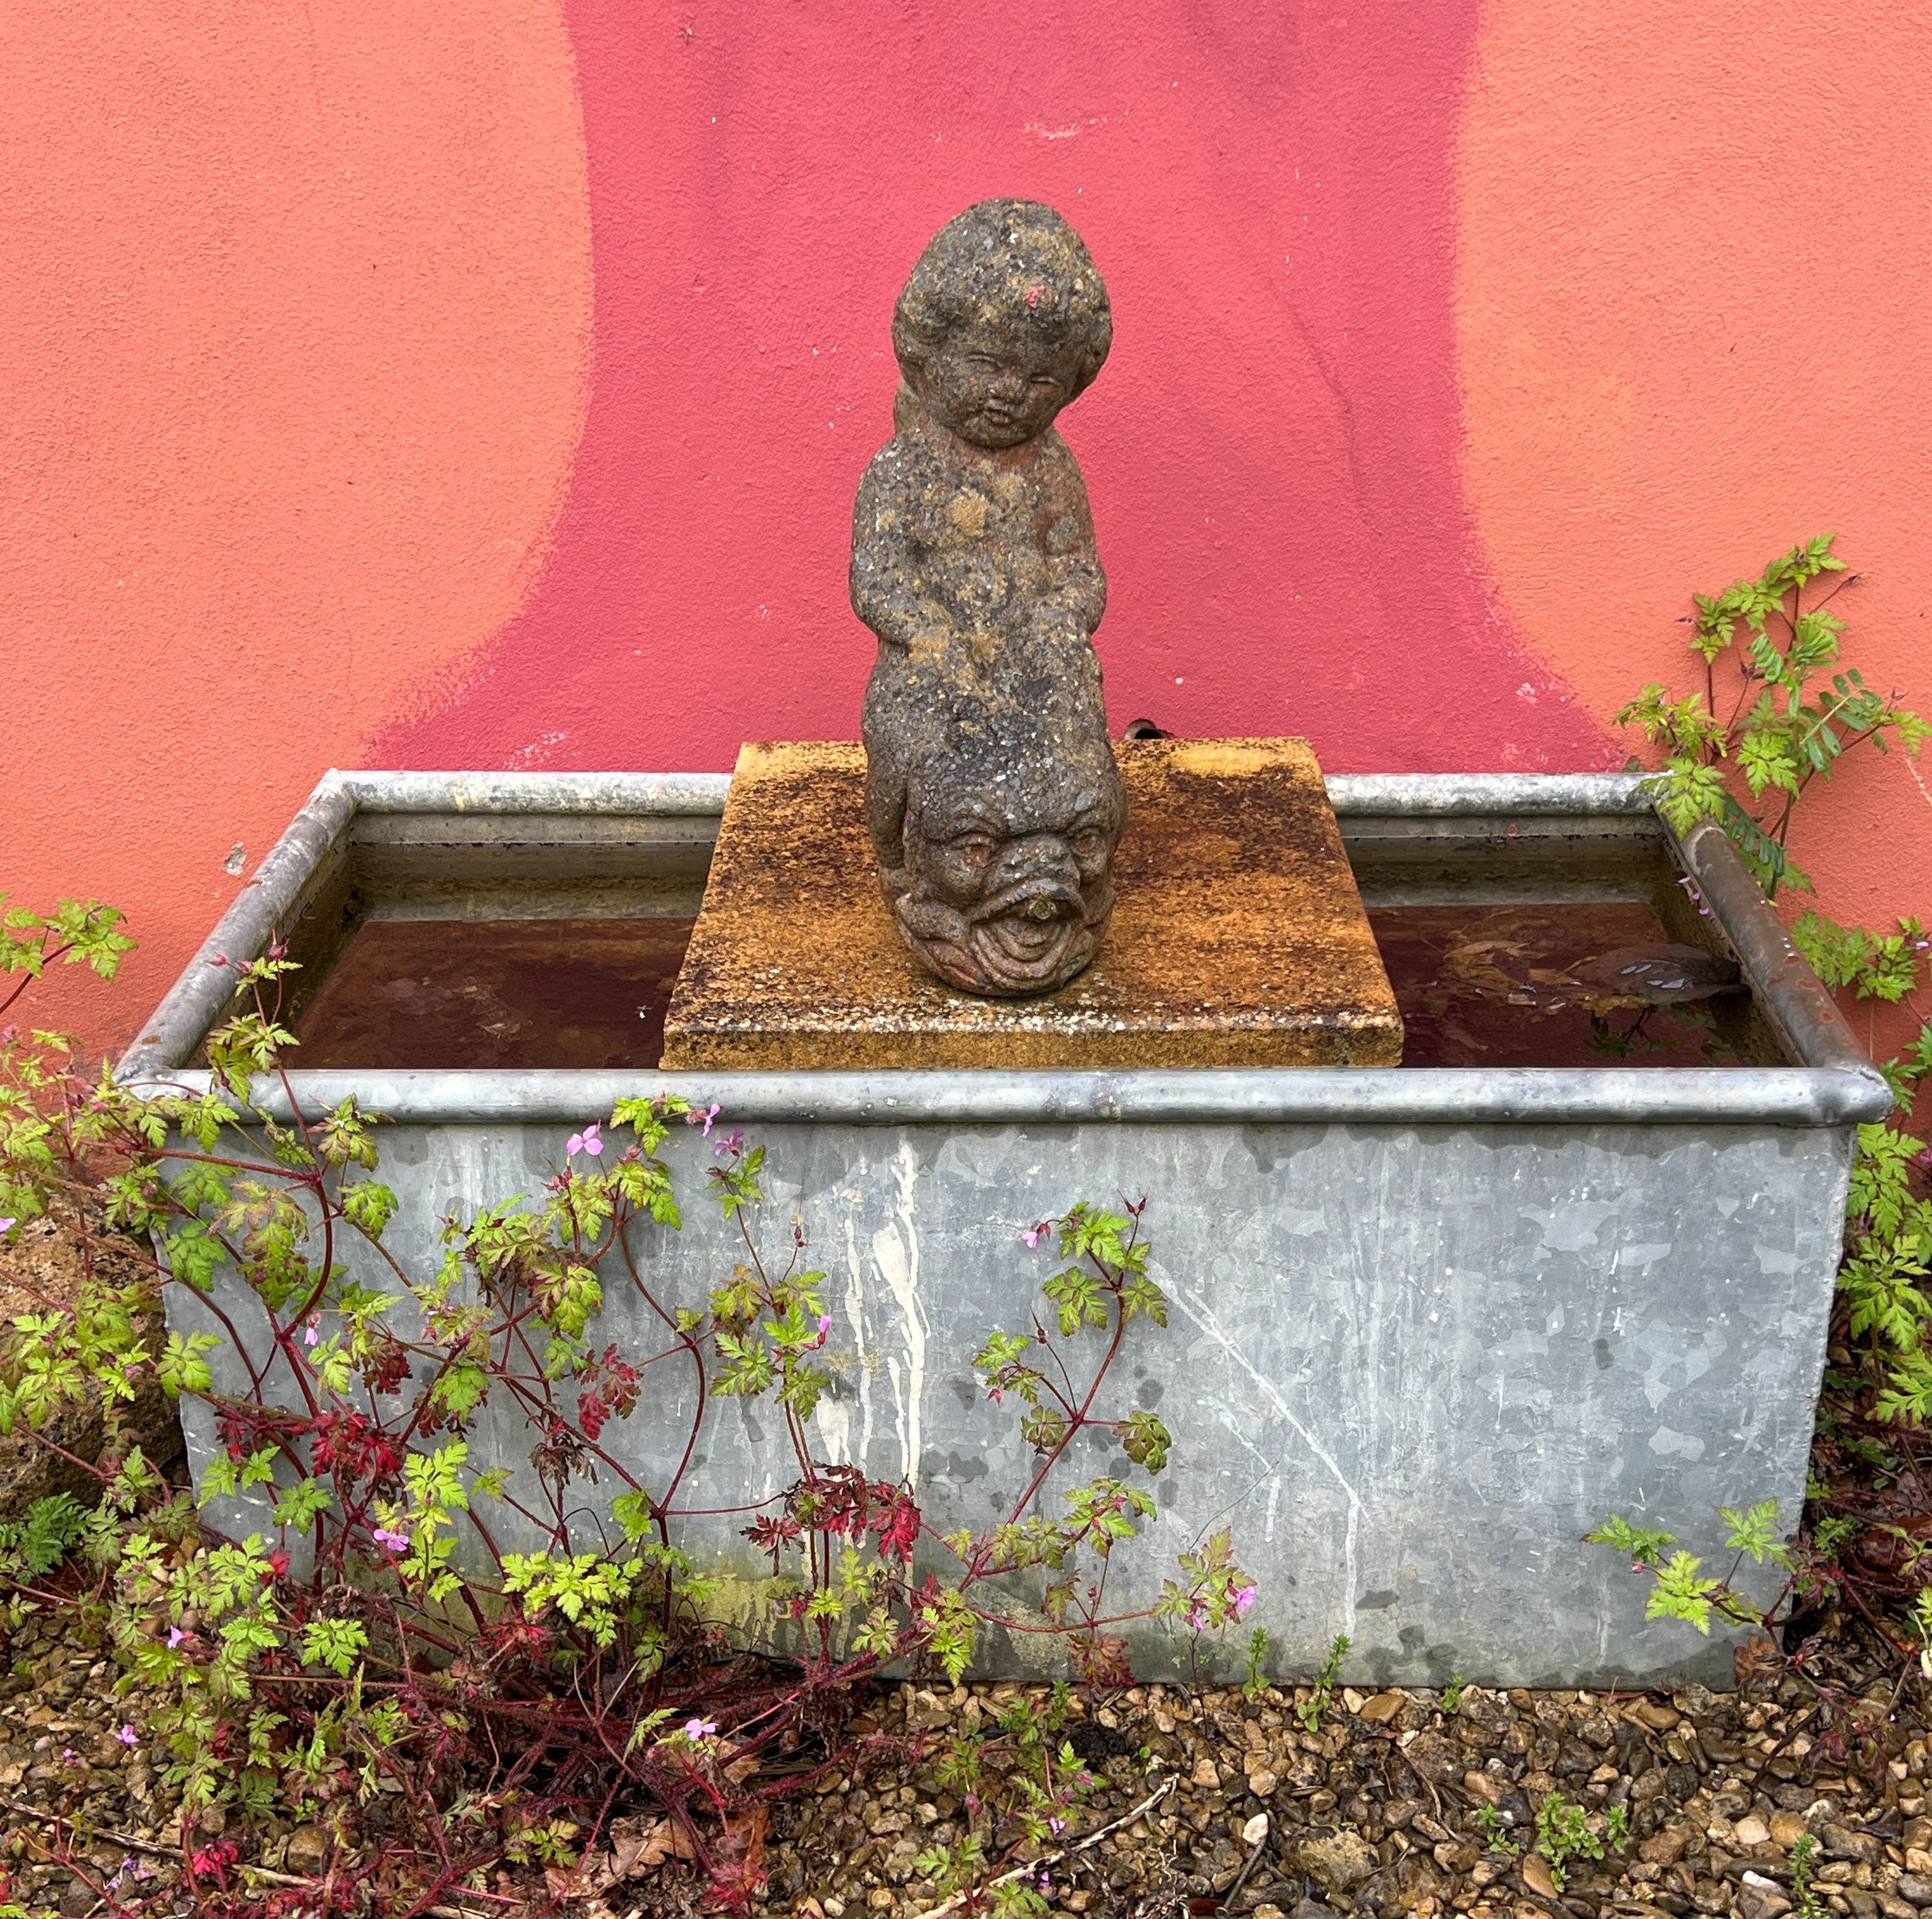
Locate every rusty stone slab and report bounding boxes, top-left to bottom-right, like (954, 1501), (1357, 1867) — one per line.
(660, 737), (1402, 1070)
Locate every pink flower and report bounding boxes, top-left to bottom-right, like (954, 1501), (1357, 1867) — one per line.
(567, 1121), (603, 1159)
(1049, 1817), (1065, 1835)
(167, 1626), (187, 1649)
(1232, 1584), (1257, 1619)
(373, 1527), (410, 1553)
(713, 1129), (744, 1157)
(209, 953), (228, 968)
(1021, 1222), (1050, 1249)
(0, 1219), (13, 1239)
(685, 1717), (717, 1739)
(685, 1102), (722, 1136)
(303, 1317), (320, 1347)
(116, 1724), (138, 1746)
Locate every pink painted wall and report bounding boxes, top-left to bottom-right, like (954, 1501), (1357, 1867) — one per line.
(6, 0), (1929, 1054)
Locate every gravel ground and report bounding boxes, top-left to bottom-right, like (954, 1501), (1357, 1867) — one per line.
(0, 1596), (1921, 1919)
(0, 1601), (187, 1915)
(0, 1223), (1922, 1918)
(724, 1670), (1928, 1919)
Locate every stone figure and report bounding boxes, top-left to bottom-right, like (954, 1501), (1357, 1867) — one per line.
(852, 199), (1124, 997)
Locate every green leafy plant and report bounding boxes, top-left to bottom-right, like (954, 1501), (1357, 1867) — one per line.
(1474, 1792), (1626, 1892)
(1781, 913), (1932, 1431)
(1472, 1803), (1518, 1858)
(1794, 913), (1932, 1111)
(914, 1682), (1099, 1918)
(1618, 536), (1922, 897)
(0, 921), (1257, 1913)
(0, 897), (134, 1024)
(1241, 1625), (1269, 1701)
(1533, 1789), (1621, 1893)
(1587, 1501), (1791, 1634)
(1294, 1631), (1349, 1734)
(0, 1492), (89, 1581)
(1614, 551), (1932, 1663)
(1906, 1590), (1932, 1679)
(1441, 1675), (1467, 1715)
(1789, 1833), (1827, 1919)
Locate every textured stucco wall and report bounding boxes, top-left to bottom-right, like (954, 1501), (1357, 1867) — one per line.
(5, 0), (1929, 1052)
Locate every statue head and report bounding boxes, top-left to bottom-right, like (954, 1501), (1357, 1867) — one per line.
(892, 199), (1113, 450)
(883, 708), (1125, 996)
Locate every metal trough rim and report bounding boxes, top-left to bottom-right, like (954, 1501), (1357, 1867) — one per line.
(116, 767), (1893, 1128)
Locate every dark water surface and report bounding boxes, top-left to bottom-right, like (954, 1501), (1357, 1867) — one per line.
(295, 905), (1733, 1070)
(295, 918), (697, 1070)
(1368, 901), (1733, 1068)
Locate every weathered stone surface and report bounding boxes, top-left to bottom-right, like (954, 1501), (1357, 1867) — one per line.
(1361, 1852), (1450, 1913)
(1641, 1823), (1699, 1865)
(853, 199), (1124, 996)
(1826, 1823), (1885, 1864)
(661, 737), (1402, 1070)
(1286, 1827), (1381, 1892)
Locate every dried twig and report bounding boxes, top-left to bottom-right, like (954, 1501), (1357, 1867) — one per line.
(230, 1859), (498, 1919)
(1221, 1819), (1272, 1908)
(908, 1773), (1176, 1919)
(0, 1793), (175, 1859)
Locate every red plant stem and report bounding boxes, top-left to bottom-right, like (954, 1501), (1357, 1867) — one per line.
(616, 1220), (708, 1546)
(984, 1270), (1129, 1568)
(0, 937), (79, 1021)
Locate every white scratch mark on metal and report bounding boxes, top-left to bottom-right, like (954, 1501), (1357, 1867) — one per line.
(1170, 1279), (1363, 1636)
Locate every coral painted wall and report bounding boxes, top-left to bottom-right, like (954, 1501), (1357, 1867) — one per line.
(6, 0), (1929, 1054)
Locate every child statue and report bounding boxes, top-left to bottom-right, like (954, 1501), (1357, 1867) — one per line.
(852, 199), (1125, 997)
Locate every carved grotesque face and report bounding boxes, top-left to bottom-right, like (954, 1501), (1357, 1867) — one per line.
(888, 751), (1125, 996)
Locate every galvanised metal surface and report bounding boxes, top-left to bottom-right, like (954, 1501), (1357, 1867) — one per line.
(123, 769), (1892, 1686)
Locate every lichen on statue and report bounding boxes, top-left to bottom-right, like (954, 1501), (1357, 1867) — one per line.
(852, 199), (1125, 998)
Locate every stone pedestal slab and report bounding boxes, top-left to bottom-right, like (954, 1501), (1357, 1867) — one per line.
(661, 738), (1402, 1070)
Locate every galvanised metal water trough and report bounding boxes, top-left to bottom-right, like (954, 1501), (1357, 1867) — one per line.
(120, 770), (1890, 1686)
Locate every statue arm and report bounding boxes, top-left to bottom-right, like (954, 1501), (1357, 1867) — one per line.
(850, 449), (954, 651)
(1035, 443), (1107, 636)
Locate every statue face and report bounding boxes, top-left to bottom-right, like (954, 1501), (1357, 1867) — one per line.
(890, 761), (1124, 995)
(911, 323), (1089, 451)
